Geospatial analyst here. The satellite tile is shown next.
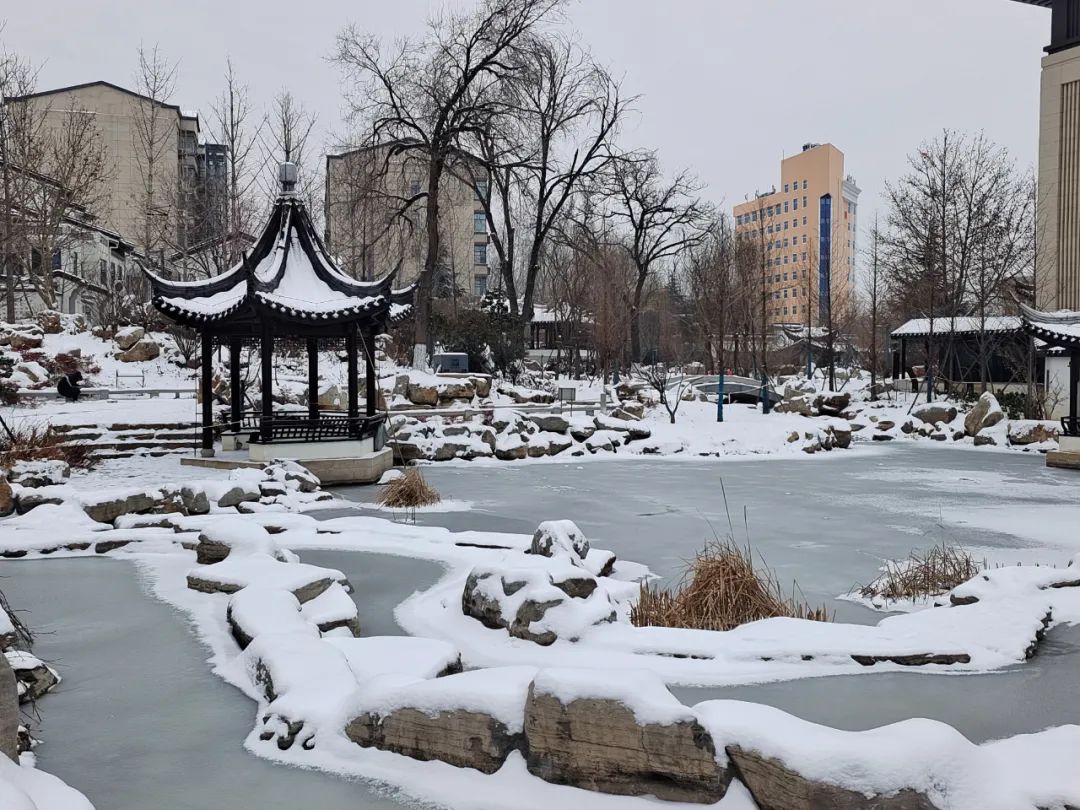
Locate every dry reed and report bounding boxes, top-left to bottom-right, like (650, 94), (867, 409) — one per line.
(631, 539), (830, 631)
(376, 467), (441, 509)
(857, 542), (981, 602)
(0, 425), (94, 472)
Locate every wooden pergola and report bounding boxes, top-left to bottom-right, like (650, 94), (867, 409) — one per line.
(145, 164), (414, 454)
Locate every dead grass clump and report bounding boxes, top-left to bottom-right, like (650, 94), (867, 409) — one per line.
(858, 542), (982, 603)
(631, 539), (830, 631)
(376, 467), (441, 509)
(0, 425), (94, 472)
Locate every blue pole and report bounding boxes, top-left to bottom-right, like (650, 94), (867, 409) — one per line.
(761, 374), (772, 415)
(716, 373), (725, 423)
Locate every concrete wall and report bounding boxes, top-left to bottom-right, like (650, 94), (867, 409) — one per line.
(1036, 47), (1080, 310)
(21, 84), (183, 252)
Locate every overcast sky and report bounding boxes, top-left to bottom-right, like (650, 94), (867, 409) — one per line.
(2, 0), (1052, 228)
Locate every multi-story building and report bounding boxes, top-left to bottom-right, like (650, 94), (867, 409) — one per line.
(1013, 0), (1080, 310)
(10, 81), (226, 257)
(324, 142), (491, 299)
(733, 143), (860, 328)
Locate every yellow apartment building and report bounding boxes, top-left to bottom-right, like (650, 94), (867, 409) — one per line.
(733, 143), (860, 328)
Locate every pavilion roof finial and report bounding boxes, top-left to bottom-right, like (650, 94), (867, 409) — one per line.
(278, 161), (298, 196)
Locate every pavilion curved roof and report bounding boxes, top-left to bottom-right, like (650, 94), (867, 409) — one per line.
(146, 192), (414, 330)
(1020, 303), (1080, 349)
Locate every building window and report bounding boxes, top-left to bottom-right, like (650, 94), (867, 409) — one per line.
(409, 179), (422, 197)
(784, 221), (789, 230)
(784, 201), (789, 213)
(476, 180), (489, 201)
(99, 259), (107, 286)
(802, 180), (808, 189)
(803, 216), (807, 226)
(473, 275), (488, 297)
(474, 244), (488, 265)
(752, 211), (758, 221)
(473, 212), (487, 234)
(793, 270), (798, 280)
(793, 198), (798, 211)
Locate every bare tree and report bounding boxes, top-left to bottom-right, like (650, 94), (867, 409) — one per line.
(333, 0), (565, 367)
(683, 215), (736, 374)
(634, 360), (693, 424)
(0, 38), (37, 320)
(260, 88), (320, 219)
(131, 44), (178, 257)
(463, 33), (629, 341)
(606, 155), (709, 363)
(211, 58), (263, 268)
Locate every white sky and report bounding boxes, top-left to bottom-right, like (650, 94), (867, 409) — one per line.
(1, 0), (1051, 229)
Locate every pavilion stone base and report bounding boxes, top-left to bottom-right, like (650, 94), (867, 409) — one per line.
(1047, 435), (1080, 471)
(248, 439), (393, 485)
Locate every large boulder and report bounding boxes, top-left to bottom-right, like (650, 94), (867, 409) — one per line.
(461, 560), (614, 646)
(113, 325), (145, 351)
(5, 652), (60, 704)
(0, 654), (17, 762)
(82, 490), (162, 523)
(35, 310), (63, 335)
(815, 392), (850, 417)
(524, 668), (730, 803)
(726, 746), (936, 810)
(1007, 420), (1059, 446)
(529, 413), (570, 434)
(964, 392), (1004, 437)
(346, 667), (533, 774)
(8, 460), (69, 489)
(437, 379), (476, 401)
(8, 331), (42, 350)
(406, 383), (439, 407)
(118, 337), (160, 363)
(530, 520), (589, 560)
(0, 478), (12, 518)
(911, 403), (957, 426)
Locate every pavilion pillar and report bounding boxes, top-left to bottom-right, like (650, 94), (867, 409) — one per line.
(229, 338), (242, 434)
(364, 328), (377, 417)
(260, 326), (274, 443)
(307, 337), (319, 420)
(346, 327), (359, 434)
(200, 332), (214, 456)
(1070, 351), (1079, 427)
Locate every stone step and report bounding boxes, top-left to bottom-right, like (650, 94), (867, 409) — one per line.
(75, 439), (198, 452)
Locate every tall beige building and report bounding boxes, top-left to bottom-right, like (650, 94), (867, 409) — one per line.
(1014, 0), (1080, 310)
(325, 143), (491, 298)
(12, 81), (221, 255)
(733, 143), (860, 328)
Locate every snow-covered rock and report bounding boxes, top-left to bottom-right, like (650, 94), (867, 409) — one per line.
(186, 553), (346, 603)
(113, 325), (145, 351)
(8, 461), (69, 489)
(964, 392), (1004, 437)
(525, 667), (729, 803)
(347, 666), (535, 774)
(530, 520), (589, 560)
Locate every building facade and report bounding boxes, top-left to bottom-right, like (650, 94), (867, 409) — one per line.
(733, 143), (860, 328)
(324, 143), (491, 300)
(11, 81), (226, 257)
(1014, 1), (1080, 310)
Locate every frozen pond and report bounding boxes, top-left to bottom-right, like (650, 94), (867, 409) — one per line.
(1, 445), (1077, 807)
(338, 443), (1078, 623)
(0, 554), (442, 810)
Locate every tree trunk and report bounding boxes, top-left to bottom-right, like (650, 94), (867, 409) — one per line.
(414, 153), (445, 368)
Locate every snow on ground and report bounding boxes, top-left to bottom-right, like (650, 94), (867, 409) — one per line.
(0, 755), (94, 810)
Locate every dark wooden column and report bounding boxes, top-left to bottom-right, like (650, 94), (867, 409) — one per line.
(307, 337), (319, 420)
(200, 331), (214, 454)
(229, 338), (242, 433)
(899, 338), (907, 378)
(363, 329), (377, 417)
(260, 326), (274, 443)
(1070, 350), (1079, 426)
(346, 327), (359, 434)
